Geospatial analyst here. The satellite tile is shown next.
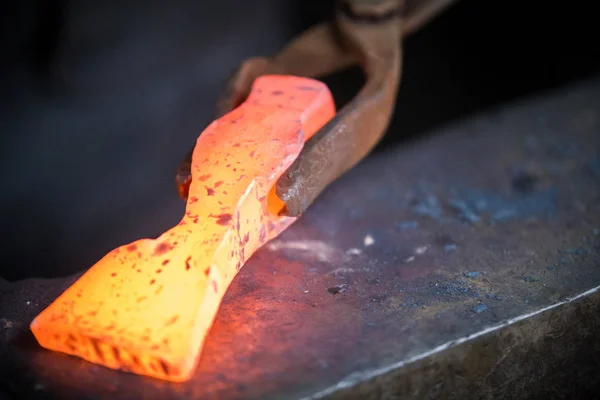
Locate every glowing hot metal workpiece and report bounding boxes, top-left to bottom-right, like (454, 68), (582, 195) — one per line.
(30, 75), (336, 382)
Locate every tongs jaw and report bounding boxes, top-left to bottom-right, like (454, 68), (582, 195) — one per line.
(176, 0), (459, 216)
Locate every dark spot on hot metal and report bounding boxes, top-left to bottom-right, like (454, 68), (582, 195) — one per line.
(158, 359), (170, 376)
(259, 225), (267, 242)
(296, 85), (319, 92)
(112, 346), (122, 363)
(90, 338), (104, 362)
(210, 213), (232, 226)
(131, 354), (141, 367)
(153, 242), (172, 256)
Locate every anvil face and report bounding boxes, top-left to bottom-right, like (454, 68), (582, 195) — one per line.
(1, 76), (600, 400)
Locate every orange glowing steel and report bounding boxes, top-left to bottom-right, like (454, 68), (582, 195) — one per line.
(30, 75), (336, 382)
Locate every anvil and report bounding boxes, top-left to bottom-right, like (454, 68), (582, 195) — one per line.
(1, 74), (600, 399)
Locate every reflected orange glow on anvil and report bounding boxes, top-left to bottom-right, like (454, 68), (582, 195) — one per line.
(28, 75), (336, 382)
(21, 252), (364, 399)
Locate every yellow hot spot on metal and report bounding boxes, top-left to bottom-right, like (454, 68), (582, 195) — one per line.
(29, 75), (336, 382)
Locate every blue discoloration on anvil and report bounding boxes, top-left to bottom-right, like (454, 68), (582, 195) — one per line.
(564, 248), (588, 255)
(396, 221), (419, 231)
(490, 209), (518, 223)
(411, 194), (443, 220)
(547, 141), (577, 158)
(474, 186), (557, 223)
(472, 304), (488, 314)
(444, 244), (457, 253)
(348, 207), (364, 220)
(408, 185), (558, 225)
(586, 155), (600, 179)
(490, 187), (558, 223)
(521, 275), (538, 283)
(524, 135), (538, 155)
(544, 161), (567, 174)
(449, 199), (481, 224)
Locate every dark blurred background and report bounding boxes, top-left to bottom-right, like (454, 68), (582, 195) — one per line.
(1, 0), (599, 281)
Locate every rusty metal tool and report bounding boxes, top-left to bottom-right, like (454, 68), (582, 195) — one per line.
(176, 0), (459, 215)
